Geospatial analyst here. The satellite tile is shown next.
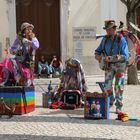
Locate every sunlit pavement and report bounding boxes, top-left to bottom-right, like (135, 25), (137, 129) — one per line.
(0, 74), (140, 140)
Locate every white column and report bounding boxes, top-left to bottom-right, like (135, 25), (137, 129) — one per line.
(60, 0), (70, 63)
(9, 0), (16, 45)
(0, 0), (16, 60)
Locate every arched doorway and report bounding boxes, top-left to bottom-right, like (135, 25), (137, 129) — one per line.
(16, 0), (60, 72)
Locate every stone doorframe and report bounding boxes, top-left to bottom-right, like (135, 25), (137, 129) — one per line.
(60, 0), (70, 63)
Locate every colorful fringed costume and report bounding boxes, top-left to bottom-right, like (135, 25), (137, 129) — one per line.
(62, 58), (87, 93)
(0, 22), (39, 86)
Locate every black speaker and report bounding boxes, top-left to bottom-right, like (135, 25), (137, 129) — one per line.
(61, 90), (81, 106)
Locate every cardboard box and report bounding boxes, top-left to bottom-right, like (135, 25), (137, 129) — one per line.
(84, 92), (110, 119)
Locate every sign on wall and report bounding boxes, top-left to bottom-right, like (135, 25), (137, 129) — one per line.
(73, 27), (96, 41)
(73, 41), (83, 59)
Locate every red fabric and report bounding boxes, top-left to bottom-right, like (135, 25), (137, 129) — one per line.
(29, 46), (33, 56)
(49, 101), (63, 109)
(49, 101), (77, 110)
(115, 73), (124, 78)
(0, 58), (33, 82)
(0, 58), (13, 73)
(51, 59), (61, 68)
(106, 90), (113, 94)
(117, 112), (129, 122)
(60, 103), (76, 110)
(136, 46), (140, 55)
(119, 29), (140, 50)
(0, 64), (3, 83)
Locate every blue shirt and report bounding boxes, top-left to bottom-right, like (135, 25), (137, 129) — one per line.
(95, 35), (129, 61)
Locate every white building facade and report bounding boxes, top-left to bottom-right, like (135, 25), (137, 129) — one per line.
(0, 0), (127, 75)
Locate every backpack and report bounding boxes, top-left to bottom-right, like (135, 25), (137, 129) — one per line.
(117, 29), (139, 67)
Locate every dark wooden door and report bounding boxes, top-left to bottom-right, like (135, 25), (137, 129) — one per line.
(16, 0), (60, 71)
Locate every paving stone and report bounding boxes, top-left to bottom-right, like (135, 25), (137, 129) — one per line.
(0, 74), (140, 140)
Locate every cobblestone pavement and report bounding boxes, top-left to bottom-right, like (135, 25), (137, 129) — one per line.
(0, 74), (140, 140)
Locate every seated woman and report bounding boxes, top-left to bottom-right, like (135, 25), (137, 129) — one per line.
(50, 56), (63, 76)
(61, 58), (87, 93)
(38, 55), (52, 78)
(49, 58), (87, 109)
(0, 22), (39, 86)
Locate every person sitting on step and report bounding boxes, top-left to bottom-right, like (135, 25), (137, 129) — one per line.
(38, 55), (52, 78)
(49, 55), (63, 77)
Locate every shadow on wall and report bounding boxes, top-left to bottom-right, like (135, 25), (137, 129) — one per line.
(80, 56), (104, 75)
